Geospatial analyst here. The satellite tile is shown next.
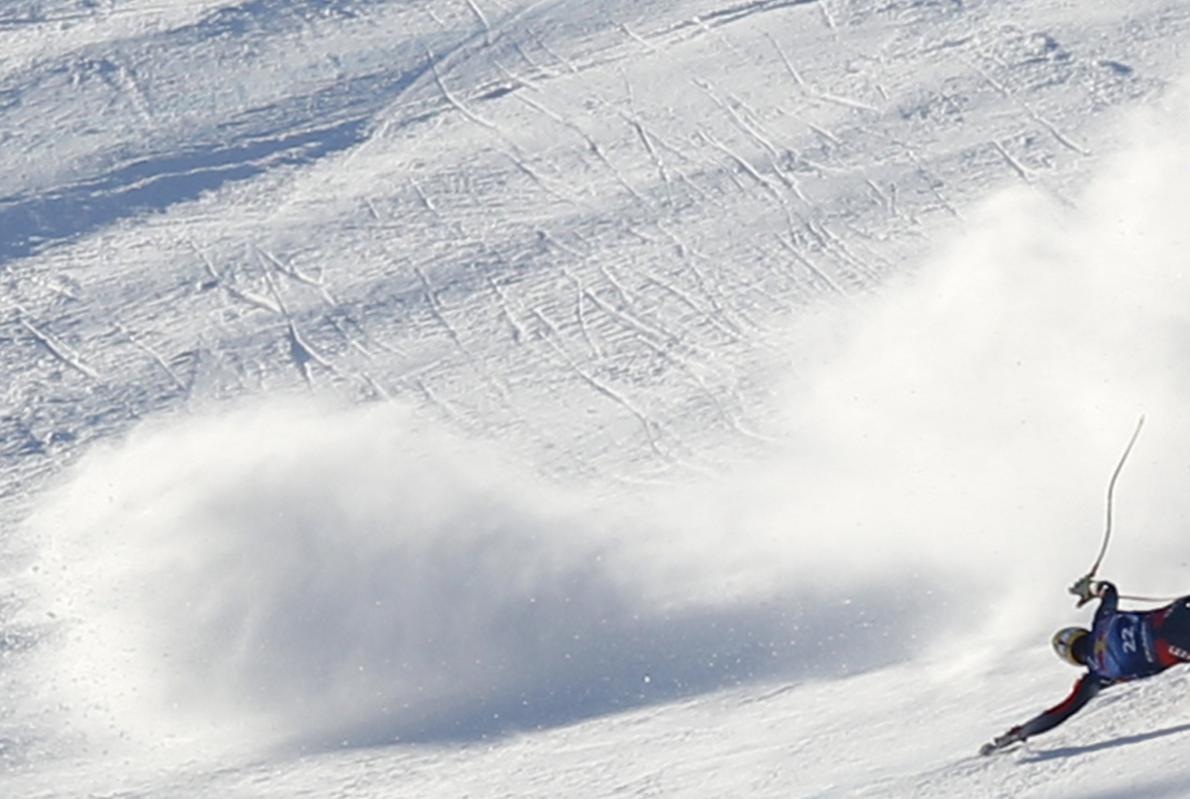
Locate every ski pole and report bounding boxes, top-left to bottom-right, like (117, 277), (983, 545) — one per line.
(1069, 415), (1145, 603)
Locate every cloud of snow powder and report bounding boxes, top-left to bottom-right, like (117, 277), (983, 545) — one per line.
(17, 397), (932, 757)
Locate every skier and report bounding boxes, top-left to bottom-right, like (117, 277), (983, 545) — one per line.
(980, 579), (1190, 755)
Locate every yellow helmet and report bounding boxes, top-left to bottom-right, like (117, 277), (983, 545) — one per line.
(1052, 627), (1090, 666)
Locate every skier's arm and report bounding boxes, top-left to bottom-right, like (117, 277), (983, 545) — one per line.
(1017, 673), (1102, 737)
(1092, 581), (1118, 622)
(980, 674), (1102, 755)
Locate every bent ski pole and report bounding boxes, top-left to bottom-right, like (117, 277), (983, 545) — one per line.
(1068, 415), (1144, 604)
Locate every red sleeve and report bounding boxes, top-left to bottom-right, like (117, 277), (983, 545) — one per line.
(1017, 674), (1102, 739)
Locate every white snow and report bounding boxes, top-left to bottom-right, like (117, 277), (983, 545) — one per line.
(3, 0), (1190, 796)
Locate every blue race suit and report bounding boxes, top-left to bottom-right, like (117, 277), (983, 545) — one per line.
(1015, 582), (1190, 741)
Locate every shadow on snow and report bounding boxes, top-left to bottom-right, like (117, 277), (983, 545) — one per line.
(1025, 721), (1190, 762)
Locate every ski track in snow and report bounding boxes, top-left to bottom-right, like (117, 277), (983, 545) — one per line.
(2, 0), (1190, 796)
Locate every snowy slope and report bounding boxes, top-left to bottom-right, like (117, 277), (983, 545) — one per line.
(3, 0), (1190, 796)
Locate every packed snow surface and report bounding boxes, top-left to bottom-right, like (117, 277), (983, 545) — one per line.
(3, 1), (1190, 796)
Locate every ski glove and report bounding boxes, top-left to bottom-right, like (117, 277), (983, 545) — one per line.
(1070, 576), (1109, 608)
(1069, 574), (1095, 607)
(979, 726), (1024, 756)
